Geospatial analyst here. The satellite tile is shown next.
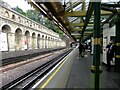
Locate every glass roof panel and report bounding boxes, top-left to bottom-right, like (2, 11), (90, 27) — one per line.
(68, 17), (77, 22)
(73, 3), (82, 11)
(73, 19), (80, 23)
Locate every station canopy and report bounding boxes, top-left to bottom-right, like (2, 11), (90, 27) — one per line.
(28, 0), (120, 42)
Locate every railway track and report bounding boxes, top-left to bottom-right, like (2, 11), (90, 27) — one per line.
(1, 49), (72, 90)
(2, 47), (66, 66)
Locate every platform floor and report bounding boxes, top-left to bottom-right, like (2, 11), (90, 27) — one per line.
(66, 51), (92, 88)
(66, 50), (120, 89)
(37, 49), (120, 89)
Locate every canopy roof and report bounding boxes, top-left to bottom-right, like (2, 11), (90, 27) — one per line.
(28, 0), (120, 42)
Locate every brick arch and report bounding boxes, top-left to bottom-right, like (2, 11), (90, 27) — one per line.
(25, 31), (30, 49)
(32, 32), (36, 49)
(1, 24), (11, 33)
(2, 24), (11, 33)
(15, 28), (22, 51)
(1, 24), (12, 51)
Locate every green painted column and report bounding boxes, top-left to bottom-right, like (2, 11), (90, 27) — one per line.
(91, 2), (102, 90)
(115, 14), (120, 72)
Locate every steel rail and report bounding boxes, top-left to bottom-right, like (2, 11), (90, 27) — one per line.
(1, 49), (72, 90)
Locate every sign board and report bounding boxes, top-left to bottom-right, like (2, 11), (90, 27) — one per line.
(0, 32), (8, 51)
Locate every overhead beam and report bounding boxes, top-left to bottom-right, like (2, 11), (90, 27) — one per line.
(82, 2), (86, 11)
(64, 11), (86, 17)
(101, 3), (120, 7)
(73, 35), (81, 38)
(71, 28), (93, 32)
(81, 2), (94, 38)
(83, 32), (93, 36)
(69, 23), (94, 27)
(85, 29), (93, 32)
(71, 33), (81, 36)
(84, 31), (93, 33)
(93, 10), (112, 15)
(101, 6), (117, 13)
(71, 28), (82, 31)
(64, 10), (111, 17)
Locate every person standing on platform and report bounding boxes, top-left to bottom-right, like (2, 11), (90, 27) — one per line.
(106, 40), (115, 71)
(79, 43), (83, 58)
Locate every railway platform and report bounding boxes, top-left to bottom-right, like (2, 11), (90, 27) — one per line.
(34, 47), (120, 89)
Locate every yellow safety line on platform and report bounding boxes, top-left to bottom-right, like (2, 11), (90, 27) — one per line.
(40, 57), (67, 90)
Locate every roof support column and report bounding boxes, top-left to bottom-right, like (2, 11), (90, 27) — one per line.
(91, 2), (102, 90)
(115, 14), (120, 72)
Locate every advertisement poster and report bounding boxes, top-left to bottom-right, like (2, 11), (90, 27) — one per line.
(0, 32), (8, 51)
